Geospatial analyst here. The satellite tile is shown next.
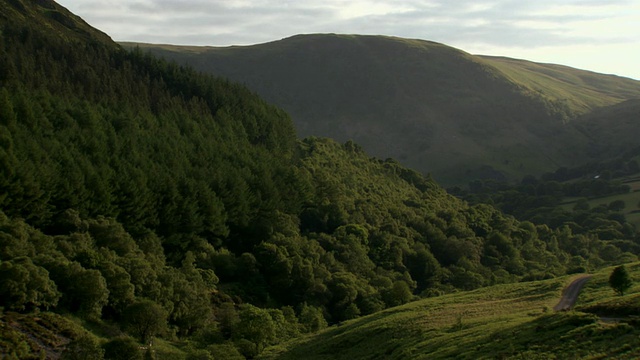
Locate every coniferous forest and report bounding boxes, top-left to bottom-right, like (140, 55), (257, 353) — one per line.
(1, 1), (639, 359)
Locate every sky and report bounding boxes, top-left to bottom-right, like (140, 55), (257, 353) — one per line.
(58, 0), (640, 80)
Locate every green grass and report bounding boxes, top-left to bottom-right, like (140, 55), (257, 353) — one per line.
(559, 174), (640, 229)
(480, 56), (640, 116)
(261, 264), (640, 359)
(576, 263), (640, 315)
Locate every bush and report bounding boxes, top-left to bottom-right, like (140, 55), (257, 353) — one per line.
(61, 334), (104, 360)
(103, 337), (142, 360)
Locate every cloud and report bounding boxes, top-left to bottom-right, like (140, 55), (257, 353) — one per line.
(58, 0), (640, 79)
(59, 0), (635, 45)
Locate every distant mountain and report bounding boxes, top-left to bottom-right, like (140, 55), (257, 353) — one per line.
(125, 35), (640, 185)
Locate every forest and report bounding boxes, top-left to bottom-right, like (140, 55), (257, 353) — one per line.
(1, 1), (639, 359)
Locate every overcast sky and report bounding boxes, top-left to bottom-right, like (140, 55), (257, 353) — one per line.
(58, 0), (640, 80)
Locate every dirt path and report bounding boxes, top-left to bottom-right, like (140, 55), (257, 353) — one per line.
(553, 275), (592, 311)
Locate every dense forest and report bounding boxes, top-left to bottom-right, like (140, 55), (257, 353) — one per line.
(1, 1), (639, 359)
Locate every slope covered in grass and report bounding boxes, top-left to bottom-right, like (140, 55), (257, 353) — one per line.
(126, 35), (640, 185)
(480, 56), (640, 115)
(263, 263), (640, 360)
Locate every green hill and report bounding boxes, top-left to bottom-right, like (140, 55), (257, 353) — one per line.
(2, 1), (640, 359)
(572, 99), (640, 159)
(126, 35), (640, 185)
(260, 263), (640, 360)
(0, 0), (114, 45)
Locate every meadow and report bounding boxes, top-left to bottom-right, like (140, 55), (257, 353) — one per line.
(261, 263), (640, 360)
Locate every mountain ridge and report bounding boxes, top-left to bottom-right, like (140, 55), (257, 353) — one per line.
(0, 0), (114, 45)
(126, 34), (640, 185)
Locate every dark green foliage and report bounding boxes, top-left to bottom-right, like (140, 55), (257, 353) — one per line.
(298, 304), (328, 333)
(383, 281), (413, 307)
(609, 200), (626, 211)
(609, 265), (632, 296)
(185, 349), (213, 360)
(121, 300), (168, 344)
(103, 337), (142, 360)
(60, 334), (104, 360)
(0, 257), (59, 311)
(456, 170), (639, 271)
(206, 343), (245, 360)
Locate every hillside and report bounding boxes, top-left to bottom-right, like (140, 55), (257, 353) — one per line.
(0, 0), (114, 46)
(572, 99), (640, 159)
(2, 1), (640, 359)
(260, 263), (640, 359)
(127, 35), (640, 185)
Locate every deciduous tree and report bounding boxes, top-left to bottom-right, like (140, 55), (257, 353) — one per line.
(122, 300), (168, 344)
(609, 265), (632, 296)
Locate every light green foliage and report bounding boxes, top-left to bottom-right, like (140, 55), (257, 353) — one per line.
(97, 261), (135, 312)
(383, 280), (413, 307)
(268, 308), (299, 342)
(158, 266), (213, 335)
(233, 304), (276, 354)
(298, 303), (328, 333)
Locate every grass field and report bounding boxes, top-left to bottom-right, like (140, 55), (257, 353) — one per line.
(560, 174), (640, 229)
(261, 263), (640, 360)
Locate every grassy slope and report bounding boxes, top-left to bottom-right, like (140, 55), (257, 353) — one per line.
(123, 35), (640, 185)
(572, 100), (640, 159)
(0, 0), (114, 46)
(480, 56), (640, 115)
(261, 263), (640, 360)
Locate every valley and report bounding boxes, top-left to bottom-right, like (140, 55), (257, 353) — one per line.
(1, 0), (640, 359)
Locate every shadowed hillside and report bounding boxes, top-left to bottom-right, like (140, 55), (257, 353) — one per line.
(572, 99), (640, 159)
(127, 35), (640, 185)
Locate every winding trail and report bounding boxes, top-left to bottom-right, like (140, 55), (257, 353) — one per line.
(553, 275), (592, 311)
